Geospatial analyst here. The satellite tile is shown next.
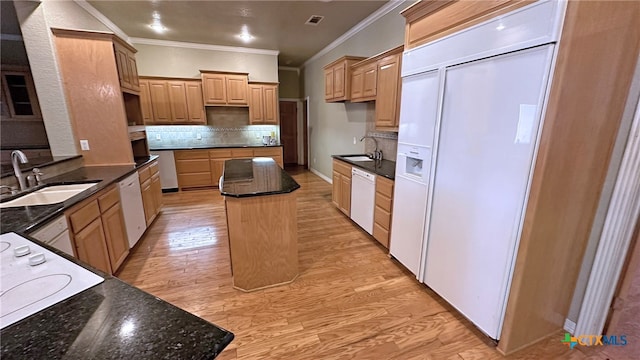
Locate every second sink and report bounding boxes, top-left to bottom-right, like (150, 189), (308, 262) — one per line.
(0, 183), (98, 208)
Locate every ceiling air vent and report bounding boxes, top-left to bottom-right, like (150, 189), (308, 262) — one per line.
(305, 15), (324, 26)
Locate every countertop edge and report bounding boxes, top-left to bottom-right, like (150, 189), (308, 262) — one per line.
(150, 144), (283, 151)
(332, 155), (396, 180)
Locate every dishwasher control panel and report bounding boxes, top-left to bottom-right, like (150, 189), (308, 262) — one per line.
(351, 167), (376, 182)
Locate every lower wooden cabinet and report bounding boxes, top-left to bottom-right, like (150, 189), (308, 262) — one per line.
(332, 159), (352, 215)
(66, 184), (130, 274)
(373, 176), (394, 248)
(139, 159), (163, 225)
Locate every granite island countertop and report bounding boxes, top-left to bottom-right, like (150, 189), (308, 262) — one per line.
(220, 158), (300, 198)
(332, 155), (396, 180)
(0, 235), (234, 360)
(0, 156), (158, 234)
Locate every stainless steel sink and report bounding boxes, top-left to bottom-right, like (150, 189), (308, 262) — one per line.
(0, 183), (98, 208)
(342, 156), (374, 162)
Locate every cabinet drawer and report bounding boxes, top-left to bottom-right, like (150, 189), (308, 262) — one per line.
(373, 223), (390, 248)
(98, 186), (120, 213)
(253, 147), (281, 157)
(333, 159), (351, 177)
(69, 200), (101, 233)
(175, 150), (209, 160)
(176, 159), (211, 174)
(138, 166), (151, 184)
(375, 192), (392, 212)
(374, 206), (391, 230)
(149, 160), (159, 175)
(231, 148), (254, 158)
(209, 149), (233, 158)
(376, 177), (394, 197)
(178, 173), (213, 188)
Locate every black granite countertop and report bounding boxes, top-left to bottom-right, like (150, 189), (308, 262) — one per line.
(0, 234), (234, 360)
(220, 158), (300, 198)
(150, 143), (282, 151)
(1, 155), (82, 178)
(0, 156), (158, 235)
(332, 155), (396, 180)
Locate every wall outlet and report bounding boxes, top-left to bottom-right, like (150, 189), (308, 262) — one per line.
(80, 140), (90, 151)
(196, 133), (202, 140)
(155, 134), (161, 141)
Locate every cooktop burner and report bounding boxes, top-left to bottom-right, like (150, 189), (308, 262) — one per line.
(0, 232), (103, 329)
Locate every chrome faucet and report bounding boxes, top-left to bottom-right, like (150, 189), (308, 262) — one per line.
(11, 150), (29, 191)
(360, 135), (382, 160)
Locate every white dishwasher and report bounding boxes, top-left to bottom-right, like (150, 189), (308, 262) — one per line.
(350, 167), (376, 234)
(119, 172), (147, 248)
(30, 215), (75, 256)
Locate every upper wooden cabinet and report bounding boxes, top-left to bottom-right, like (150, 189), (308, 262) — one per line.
(324, 56), (365, 102)
(201, 71), (249, 106)
(401, 0), (530, 50)
(350, 60), (378, 102)
(375, 49), (402, 131)
(248, 82), (279, 125)
(113, 37), (140, 94)
(0, 68), (41, 119)
(139, 77), (206, 125)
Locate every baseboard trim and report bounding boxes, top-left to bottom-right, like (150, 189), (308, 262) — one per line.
(563, 319), (576, 334)
(310, 168), (332, 184)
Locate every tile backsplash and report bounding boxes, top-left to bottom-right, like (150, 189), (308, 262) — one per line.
(146, 107), (279, 148)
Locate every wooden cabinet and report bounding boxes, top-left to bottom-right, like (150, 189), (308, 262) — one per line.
(350, 60), (377, 102)
(201, 72), (249, 106)
(113, 38), (140, 94)
(175, 150), (213, 189)
(373, 176), (394, 249)
(253, 147), (284, 168)
(332, 159), (352, 215)
(1, 69), (41, 119)
(248, 83), (279, 125)
(141, 77), (206, 125)
(209, 149), (232, 187)
(375, 51), (402, 130)
(66, 184), (130, 275)
(139, 159), (163, 225)
(324, 56), (365, 102)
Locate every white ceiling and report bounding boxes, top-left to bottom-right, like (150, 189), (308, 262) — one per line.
(85, 1), (391, 67)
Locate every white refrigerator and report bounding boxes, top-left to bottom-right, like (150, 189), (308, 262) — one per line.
(393, 0), (565, 340)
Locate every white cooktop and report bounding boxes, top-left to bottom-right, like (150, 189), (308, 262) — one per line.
(0, 232), (104, 329)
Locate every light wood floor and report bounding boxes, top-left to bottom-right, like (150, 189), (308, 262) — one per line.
(117, 169), (625, 360)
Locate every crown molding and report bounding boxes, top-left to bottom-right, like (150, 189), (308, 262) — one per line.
(278, 66), (300, 75)
(130, 37), (279, 56)
(0, 34), (23, 41)
(73, 0), (131, 43)
(303, 0), (406, 68)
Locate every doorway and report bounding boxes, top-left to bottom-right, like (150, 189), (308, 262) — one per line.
(279, 101), (297, 165)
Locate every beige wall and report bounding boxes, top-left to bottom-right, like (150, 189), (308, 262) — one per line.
(14, 0), (111, 157)
(134, 43), (278, 82)
(0, 40), (28, 66)
(303, 3), (408, 179)
(278, 69), (300, 99)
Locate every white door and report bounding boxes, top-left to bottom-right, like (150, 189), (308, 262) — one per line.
(423, 45), (555, 339)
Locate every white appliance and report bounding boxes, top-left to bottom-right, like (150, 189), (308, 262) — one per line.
(150, 150), (178, 190)
(119, 172), (147, 248)
(30, 215), (74, 256)
(0, 232), (103, 329)
(396, 0), (566, 340)
(350, 167), (376, 234)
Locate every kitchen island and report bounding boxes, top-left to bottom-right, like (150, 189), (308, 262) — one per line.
(220, 158), (300, 292)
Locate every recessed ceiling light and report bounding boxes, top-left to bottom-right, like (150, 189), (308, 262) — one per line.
(237, 25), (254, 43)
(149, 11), (167, 33)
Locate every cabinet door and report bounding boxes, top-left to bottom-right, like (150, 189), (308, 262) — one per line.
(332, 171), (341, 208)
(102, 202), (130, 272)
(333, 63), (346, 99)
(151, 172), (163, 216)
(139, 80), (154, 123)
(324, 68), (334, 100)
(141, 179), (155, 226)
(350, 67), (364, 100)
(202, 74), (227, 105)
(185, 81), (205, 123)
(263, 84), (278, 124)
(226, 75), (248, 105)
(113, 44), (131, 91)
(340, 175), (351, 215)
(148, 80), (172, 123)
(75, 218), (112, 274)
(167, 81), (189, 123)
(248, 84), (264, 124)
(127, 53), (140, 91)
(210, 158), (226, 187)
(363, 63), (378, 98)
(375, 53), (401, 129)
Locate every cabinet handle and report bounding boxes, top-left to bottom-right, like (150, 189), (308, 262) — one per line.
(380, 64), (393, 70)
